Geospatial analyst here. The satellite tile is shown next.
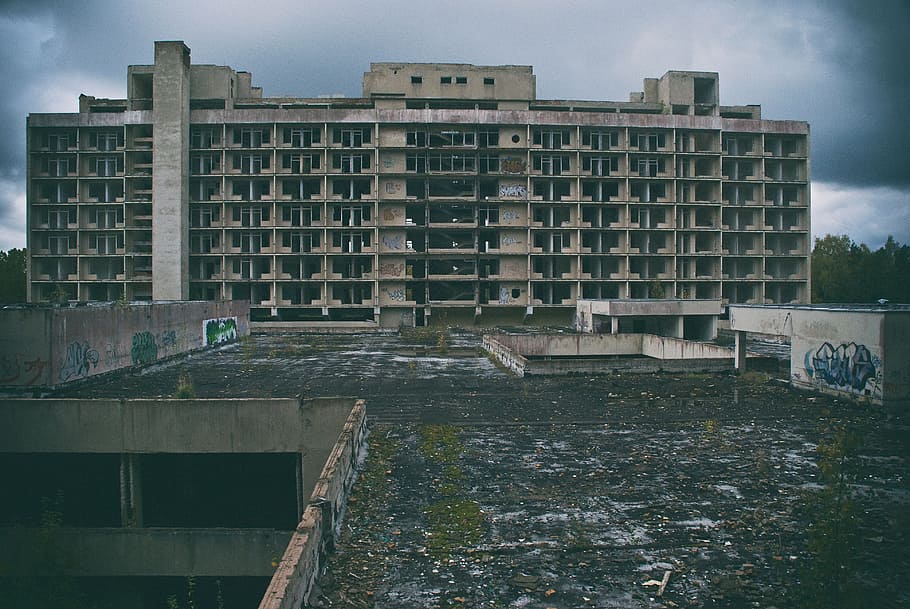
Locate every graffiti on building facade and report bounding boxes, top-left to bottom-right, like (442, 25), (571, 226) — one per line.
(131, 331), (158, 366)
(382, 207), (403, 222)
(501, 158), (527, 174)
(379, 262), (405, 277)
(804, 341), (882, 396)
(0, 354), (50, 386)
(204, 317), (238, 346)
(382, 235), (405, 250)
(502, 236), (522, 246)
(384, 287), (407, 302)
(501, 210), (521, 221)
(60, 341), (100, 381)
(499, 184), (527, 199)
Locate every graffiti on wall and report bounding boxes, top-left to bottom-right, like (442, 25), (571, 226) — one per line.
(60, 341), (100, 382)
(385, 181), (402, 194)
(499, 287), (512, 305)
(0, 354), (50, 386)
(501, 210), (520, 221)
(382, 235), (405, 250)
(501, 158), (527, 174)
(382, 207), (403, 222)
(803, 341), (882, 397)
(204, 317), (239, 346)
(499, 184), (527, 199)
(384, 287), (407, 302)
(379, 262), (405, 277)
(131, 331), (158, 366)
(502, 236), (522, 246)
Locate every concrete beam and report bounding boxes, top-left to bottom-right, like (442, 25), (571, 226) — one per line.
(0, 527), (291, 577)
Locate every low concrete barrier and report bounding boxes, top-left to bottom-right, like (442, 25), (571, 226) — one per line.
(258, 399), (367, 609)
(483, 333), (733, 376)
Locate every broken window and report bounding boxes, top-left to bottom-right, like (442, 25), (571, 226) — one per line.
(477, 130), (499, 148)
(88, 156), (123, 176)
(333, 152), (371, 173)
(583, 155), (619, 176)
(631, 132), (666, 151)
(332, 204), (371, 226)
(190, 154), (220, 175)
(333, 127), (371, 147)
(406, 130), (427, 147)
(483, 77), (495, 86)
(411, 75), (423, 84)
(281, 204), (320, 226)
(582, 130), (618, 150)
(532, 129), (569, 149)
(282, 153), (319, 173)
(234, 152), (270, 174)
(191, 128), (217, 149)
(233, 127), (270, 148)
(283, 127), (320, 147)
(430, 130), (475, 147)
(532, 155), (570, 175)
(89, 131), (123, 151)
(428, 153), (476, 172)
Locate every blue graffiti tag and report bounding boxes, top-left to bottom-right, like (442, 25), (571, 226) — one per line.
(804, 342), (878, 392)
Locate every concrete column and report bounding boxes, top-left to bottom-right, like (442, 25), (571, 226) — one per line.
(674, 316), (684, 339)
(151, 41), (191, 300)
(295, 452), (305, 518)
(734, 330), (747, 372)
(119, 454), (144, 527)
(611, 316), (619, 334)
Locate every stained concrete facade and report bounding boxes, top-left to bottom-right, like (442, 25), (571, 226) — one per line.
(576, 298), (721, 340)
(27, 41), (810, 326)
(0, 299), (248, 388)
(729, 304), (910, 404)
(0, 397), (366, 604)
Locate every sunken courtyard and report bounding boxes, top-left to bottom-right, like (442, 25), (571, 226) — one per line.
(12, 328), (908, 609)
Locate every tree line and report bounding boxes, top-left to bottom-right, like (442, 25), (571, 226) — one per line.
(812, 235), (910, 304)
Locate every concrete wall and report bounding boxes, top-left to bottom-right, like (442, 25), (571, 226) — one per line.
(0, 527), (290, 577)
(0, 397), (346, 454)
(0, 300), (249, 388)
(0, 397), (366, 590)
(483, 333), (732, 377)
(730, 305), (910, 403)
(259, 400), (367, 609)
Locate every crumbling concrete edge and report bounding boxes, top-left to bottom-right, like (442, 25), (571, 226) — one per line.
(257, 399), (367, 609)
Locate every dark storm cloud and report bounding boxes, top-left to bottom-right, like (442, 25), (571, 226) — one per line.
(0, 0), (907, 250)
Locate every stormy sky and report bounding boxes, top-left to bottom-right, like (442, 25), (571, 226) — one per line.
(1, 0), (907, 251)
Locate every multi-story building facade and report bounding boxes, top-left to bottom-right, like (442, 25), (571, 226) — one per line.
(27, 41), (809, 326)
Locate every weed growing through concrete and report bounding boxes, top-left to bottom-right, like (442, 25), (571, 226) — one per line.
(174, 371), (195, 399)
(799, 420), (865, 608)
(416, 425), (485, 558)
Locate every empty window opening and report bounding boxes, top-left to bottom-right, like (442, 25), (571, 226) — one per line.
(483, 77), (495, 85)
(411, 75), (423, 84)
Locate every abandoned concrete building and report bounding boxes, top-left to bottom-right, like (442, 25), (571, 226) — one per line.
(26, 41), (810, 326)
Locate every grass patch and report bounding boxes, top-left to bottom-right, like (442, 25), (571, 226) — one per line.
(738, 370), (770, 384)
(424, 499), (484, 557)
(418, 424), (463, 463)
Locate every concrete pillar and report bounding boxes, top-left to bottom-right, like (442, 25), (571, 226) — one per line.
(674, 316), (684, 339)
(120, 454), (144, 527)
(151, 41), (191, 300)
(734, 330), (747, 372)
(611, 316), (619, 334)
(295, 452), (305, 517)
